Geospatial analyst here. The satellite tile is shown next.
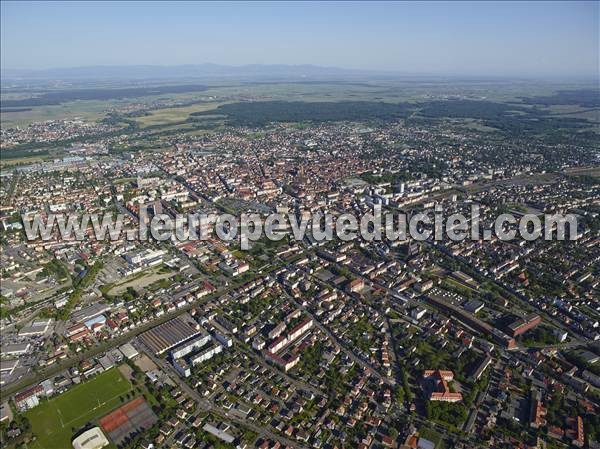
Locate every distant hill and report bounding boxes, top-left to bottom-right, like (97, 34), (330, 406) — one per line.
(1, 63), (381, 81)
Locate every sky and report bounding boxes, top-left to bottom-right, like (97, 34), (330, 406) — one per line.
(1, 1), (598, 78)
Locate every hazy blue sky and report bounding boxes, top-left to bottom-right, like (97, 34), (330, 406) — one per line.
(1, 1), (598, 78)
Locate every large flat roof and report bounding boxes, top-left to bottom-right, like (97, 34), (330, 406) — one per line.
(72, 427), (109, 449)
(139, 315), (201, 355)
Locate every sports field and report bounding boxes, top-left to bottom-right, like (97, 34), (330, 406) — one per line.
(24, 367), (132, 449)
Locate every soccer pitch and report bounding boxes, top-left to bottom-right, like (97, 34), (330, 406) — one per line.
(24, 367), (132, 449)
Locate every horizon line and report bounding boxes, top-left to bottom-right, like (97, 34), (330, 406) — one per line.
(1, 62), (598, 82)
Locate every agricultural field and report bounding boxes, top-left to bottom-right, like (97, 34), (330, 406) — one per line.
(0, 100), (115, 128)
(0, 87), (214, 128)
(0, 155), (47, 167)
(133, 101), (223, 128)
(563, 166), (600, 178)
(24, 367), (132, 449)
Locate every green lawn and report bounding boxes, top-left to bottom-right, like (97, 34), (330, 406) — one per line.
(419, 428), (444, 449)
(25, 367), (132, 449)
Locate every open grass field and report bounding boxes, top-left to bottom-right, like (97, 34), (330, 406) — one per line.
(419, 428), (446, 449)
(24, 367), (132, 449)
(0, 89), (215, 128)
(106, 266), (175, 295)
(134, 102), (223, 127)
(0, 100), (113, 128)
(0, 155), (48, 167)
(563, 166), (600, 178)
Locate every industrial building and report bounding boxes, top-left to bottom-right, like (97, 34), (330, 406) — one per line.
(139, 315), (202, 355)
(1, 343), (31, 357)
(71, 304), (111, 324)
(18, 319), (52, 337)
(118, 343), (139, 360)
(463, 299), (484, 314)
(425, 293), (516, 349)
(123, 248), (167, 267)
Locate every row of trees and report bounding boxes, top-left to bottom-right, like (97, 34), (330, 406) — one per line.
(57, 260), (104, 320)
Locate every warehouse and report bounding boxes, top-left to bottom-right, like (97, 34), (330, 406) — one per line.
(1, 343), (31, 357)
(0, 359), (19, 376)
(71, 304), (111, 324)
(118, 343), (139, 360)
(139, 315), (202, 355)
(18, 319), (52, 336)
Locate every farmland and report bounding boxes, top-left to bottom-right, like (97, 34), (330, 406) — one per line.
(133, 101), (223, 128)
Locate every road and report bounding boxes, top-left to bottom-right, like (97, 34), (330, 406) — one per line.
(430, 242), (587, 343)
(208, 317), (326, 398)
(2, 283), (230, 397)
(291, 253), (401, 385)
(142, 344), (310, 449)
(281, 277), (394, 386)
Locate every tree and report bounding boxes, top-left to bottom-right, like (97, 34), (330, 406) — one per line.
(396, 387), (405, 406)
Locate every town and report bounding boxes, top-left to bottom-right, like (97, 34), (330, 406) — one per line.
(1, 2), (599, 449)
(1, 102), (599, 449)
